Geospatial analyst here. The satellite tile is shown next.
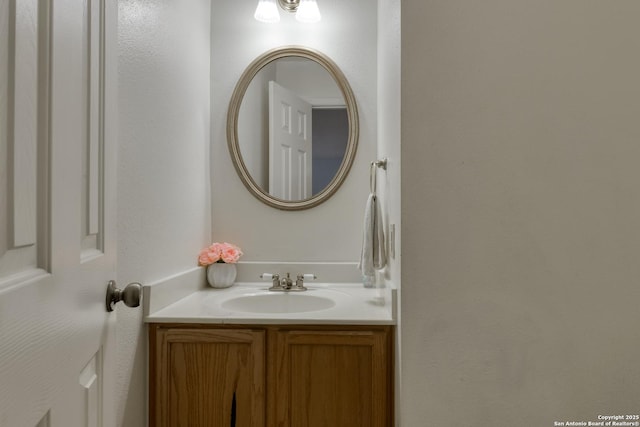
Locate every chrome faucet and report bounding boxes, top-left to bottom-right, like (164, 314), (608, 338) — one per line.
(280, 273), (293, 290)
(261, 272), (315, 292)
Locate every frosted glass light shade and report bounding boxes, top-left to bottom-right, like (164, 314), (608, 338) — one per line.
(295, 0), (321, 23)
(254, 0), (280, 23)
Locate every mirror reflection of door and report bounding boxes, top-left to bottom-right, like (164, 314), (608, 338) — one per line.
(269, 81), (313, 200)
(237, 56), (349, 201)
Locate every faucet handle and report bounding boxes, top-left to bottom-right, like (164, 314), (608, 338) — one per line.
(260, 273), (280, 288)
(293, 273), (316, 291)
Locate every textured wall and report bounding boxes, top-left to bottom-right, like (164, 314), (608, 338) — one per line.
(377, 1), (401, 284)
(117, 1), (211, 425)
(377, 4), (401, 425)
(210, 0), (377, 262)
(401, 1), (640, 425)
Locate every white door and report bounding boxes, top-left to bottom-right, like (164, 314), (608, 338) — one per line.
(0, 1), (123, 426)
(269, 81), (313, 200)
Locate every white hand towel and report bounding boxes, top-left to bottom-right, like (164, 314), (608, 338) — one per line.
(359, 193), (386, 279)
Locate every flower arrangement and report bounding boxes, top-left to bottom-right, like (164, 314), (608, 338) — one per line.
(198, 242), (243, 266)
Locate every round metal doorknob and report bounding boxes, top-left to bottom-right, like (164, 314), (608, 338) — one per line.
(106, 280), (142, 312)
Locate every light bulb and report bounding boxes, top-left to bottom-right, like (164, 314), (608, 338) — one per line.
(254, 0), (280, 23)
(295, 0), (321, 23)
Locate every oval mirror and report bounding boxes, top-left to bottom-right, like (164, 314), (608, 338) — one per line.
(227, 46), (359, 210)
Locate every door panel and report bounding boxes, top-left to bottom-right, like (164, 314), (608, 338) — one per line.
(0, 1), (118, 426)
(0, 0), (46, 287)
(81, 0), (104, 258)
(269, 81), (313, 200)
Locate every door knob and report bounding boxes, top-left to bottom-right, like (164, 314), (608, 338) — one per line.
(105, 280), (142, 312)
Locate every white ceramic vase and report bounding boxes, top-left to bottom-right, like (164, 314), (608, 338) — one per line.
(207, 263), (237, 288)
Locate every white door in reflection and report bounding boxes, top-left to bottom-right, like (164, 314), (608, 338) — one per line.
(269, 81), (313, 200)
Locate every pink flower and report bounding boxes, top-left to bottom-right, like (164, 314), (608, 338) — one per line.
(198, 245), (221, 266)
(198, 242), (242, 265)
(220, 242), (243, 263)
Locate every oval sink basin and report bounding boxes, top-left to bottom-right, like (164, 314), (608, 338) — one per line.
(221, 293), (336, 314)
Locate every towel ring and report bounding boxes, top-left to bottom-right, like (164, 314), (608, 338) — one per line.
(370, 158), (387, 194)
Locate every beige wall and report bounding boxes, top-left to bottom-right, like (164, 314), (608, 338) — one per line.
(117, 1), (211, 425)
(210, 0), (376, 263)
(378, 0), (401, 287)
(401, 1), (640, 425)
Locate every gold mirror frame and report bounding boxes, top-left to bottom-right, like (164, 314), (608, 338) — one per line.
(227, 46), (359, 210)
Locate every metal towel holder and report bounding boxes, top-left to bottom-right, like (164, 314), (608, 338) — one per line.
(370, 158), (387, 195)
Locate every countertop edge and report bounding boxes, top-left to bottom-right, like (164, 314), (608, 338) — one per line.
(144, 316), (396, 325)
(144, 282), (396, 326)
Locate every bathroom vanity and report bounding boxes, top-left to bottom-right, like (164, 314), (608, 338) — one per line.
(149, 323), (392, 427)
(145, 282), (395, 427)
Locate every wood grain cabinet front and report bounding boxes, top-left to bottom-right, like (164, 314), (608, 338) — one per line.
(270, 328), (391, 427)
(149, 324), (393, 427)
(149, 326), (265, 427)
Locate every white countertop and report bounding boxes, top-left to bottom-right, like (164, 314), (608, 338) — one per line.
(145, 282), (395, 325)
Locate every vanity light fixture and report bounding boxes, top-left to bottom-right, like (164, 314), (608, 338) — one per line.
(254, 0), (321, 24)
(292, 0), (322, 23)
(254, 0), (280, 23)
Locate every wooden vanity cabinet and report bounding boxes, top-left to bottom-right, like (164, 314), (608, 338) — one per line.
(270, 327), (392, 427)
(149, 326), (266, 427)
(149, 324), (393, 427)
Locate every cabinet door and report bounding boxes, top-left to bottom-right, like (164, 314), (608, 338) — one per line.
(151, 327), (265, 427)
(272, 328), (391, 427)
